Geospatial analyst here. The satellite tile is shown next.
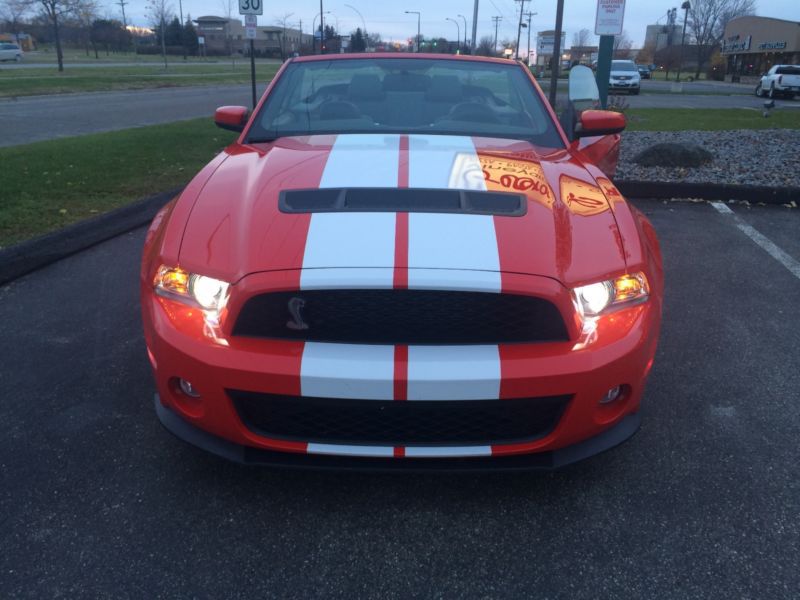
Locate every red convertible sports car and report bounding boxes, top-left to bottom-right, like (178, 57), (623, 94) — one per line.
(141, 54), (662, 469)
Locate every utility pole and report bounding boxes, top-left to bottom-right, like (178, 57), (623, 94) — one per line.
(676, 0), (691, 82)
(471, 0), (479, 54)
(118, 0), (128, 27)
(547, 0), (564, 107)
(524, 11), (534, 65)
(515, 0), (528, 60)
(492, 16), (502, 55)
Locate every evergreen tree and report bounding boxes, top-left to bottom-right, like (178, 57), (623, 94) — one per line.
(350, 27), (366, 52)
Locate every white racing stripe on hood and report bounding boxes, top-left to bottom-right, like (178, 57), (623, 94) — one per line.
(406, 135), (500, 293)
(301, 134), (401, 289)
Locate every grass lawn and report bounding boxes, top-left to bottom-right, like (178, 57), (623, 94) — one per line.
(2, 107), (799, 247)
(0, 119), (236, 247)
(625, 108), (800, 131)
(0, 62), (280, 97)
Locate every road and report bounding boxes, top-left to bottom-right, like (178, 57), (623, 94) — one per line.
(1, 200), (799, 598)
(0, 85), (254, 147)
(2, 83), (797, 148)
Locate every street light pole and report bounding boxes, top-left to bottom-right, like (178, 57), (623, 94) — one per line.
(446, 18), (460, 53)
(458, 14), (468, 52)
(345, 4), (367, 49)
(319, 0), (325, 54)
(470, 0), (479, 54)
(405, 11), (421, 52)
(677, 1), (691, 82)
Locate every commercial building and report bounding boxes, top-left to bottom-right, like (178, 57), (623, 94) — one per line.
(194, 16), (312, 57)
(721, 16), (800, 78)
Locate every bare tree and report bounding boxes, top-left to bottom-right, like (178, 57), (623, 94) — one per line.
(1, 0), (30, 44)
(32, 0), (74, 71)
(218, 0), (234, 57)
(687, 0), (755, 77)
(476, 35), (495, 57)
(274, 12), (294, 61)
(613, 30), (633, 59)
(571, 28), (592, 48)
(147, 0), (172, 68)
(72, 0), (99, 56)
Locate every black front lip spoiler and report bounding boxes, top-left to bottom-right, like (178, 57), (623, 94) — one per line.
(155, 395), (641, 472)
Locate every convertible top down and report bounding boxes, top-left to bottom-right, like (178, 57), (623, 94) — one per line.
(141, 54), (662, 469)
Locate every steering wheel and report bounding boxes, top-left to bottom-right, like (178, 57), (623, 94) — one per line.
(441, 102), (500, 124)
(319, 101), (363, 121)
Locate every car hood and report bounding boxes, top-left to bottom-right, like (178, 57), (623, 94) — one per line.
(177, 134), (627, 288)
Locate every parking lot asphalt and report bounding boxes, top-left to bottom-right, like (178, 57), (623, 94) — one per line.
(1, 200), (798, 598)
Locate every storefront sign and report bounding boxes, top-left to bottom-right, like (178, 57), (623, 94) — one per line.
(758, 41), (787, 50)
(721, 34), (751, 54)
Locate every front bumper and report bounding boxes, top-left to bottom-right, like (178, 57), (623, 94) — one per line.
(156, 395), (641, 471)
(143, 272), (660, 467)
(609, 81), (640, 90)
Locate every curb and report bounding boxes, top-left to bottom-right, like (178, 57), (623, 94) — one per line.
(2, 179), (797, 287)
(614, 180), (800, 205)
(0, 188), (181, 286)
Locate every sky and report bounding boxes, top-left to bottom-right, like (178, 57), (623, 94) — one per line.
(117, 0), (799, 48)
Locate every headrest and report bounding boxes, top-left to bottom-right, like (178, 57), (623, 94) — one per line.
(426, 75), (463, 102)
(348, 74), (384, 100)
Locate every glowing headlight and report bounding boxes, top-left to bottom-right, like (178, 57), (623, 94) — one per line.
(573, 273), (649, 317)
(154, 265), (230, 312)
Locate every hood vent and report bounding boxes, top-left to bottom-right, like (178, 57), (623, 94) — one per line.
(279, 187), (526, 216)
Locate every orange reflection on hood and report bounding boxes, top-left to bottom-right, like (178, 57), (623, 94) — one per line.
(479, 155), (554, 209)
(559, 175), (609, 217)
(596, 176), (624, 207)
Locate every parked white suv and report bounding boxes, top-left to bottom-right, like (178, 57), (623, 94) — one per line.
(609, 60), (641, 95)
(756, 65), (800, 99)
(0, 42), (23, 62)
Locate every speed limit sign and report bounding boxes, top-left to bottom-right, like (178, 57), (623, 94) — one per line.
(239, 0), (262, 16)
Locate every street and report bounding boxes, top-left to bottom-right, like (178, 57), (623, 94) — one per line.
(2, 80), (797, 147)
(1, 200), (798, 598)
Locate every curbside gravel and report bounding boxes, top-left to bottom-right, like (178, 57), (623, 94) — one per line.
(0, 188), (181, 286)
(1, 179), (797, 287)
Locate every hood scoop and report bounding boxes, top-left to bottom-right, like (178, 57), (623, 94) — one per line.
(279, 187), (527, 217)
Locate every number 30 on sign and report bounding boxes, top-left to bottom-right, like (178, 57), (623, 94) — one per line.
(239, 0), (262, 16)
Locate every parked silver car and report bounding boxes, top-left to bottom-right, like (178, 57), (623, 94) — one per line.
(609, 60), (640, 94)
(0, 42), (23, 62)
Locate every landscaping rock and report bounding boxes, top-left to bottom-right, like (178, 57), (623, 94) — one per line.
(633, 142), (713, 168)
(616, 129), (800, 187)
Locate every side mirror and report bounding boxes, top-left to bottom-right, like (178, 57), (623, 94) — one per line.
(574, 110), (626, 138)
(214, 106), (249, 132)
(568, 64), (600, 104)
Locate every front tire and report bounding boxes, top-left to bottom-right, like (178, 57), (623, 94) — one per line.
(755, 83), (763, 97)
(631, 88), (640, 95)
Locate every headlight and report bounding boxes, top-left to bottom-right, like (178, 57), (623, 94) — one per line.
(573, 273), (649, 317)
(154, 265), (230, 312)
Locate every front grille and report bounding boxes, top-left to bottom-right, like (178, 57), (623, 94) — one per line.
(232, 290), (569, 345)
(230, 390), (572, 445)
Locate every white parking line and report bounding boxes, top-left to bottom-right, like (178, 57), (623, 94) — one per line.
(711, 201), (800, 280)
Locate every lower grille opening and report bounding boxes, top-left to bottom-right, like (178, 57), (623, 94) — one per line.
(232, 290), (570, 345)
(229, 390), (572, 446)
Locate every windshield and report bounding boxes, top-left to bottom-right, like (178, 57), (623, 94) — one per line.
(246, 58), (564, 148)
(612, 61), (637, 72)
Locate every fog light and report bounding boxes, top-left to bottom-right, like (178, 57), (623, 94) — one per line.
(178, 378), (200, 398)
(600, 385), (622, 405)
